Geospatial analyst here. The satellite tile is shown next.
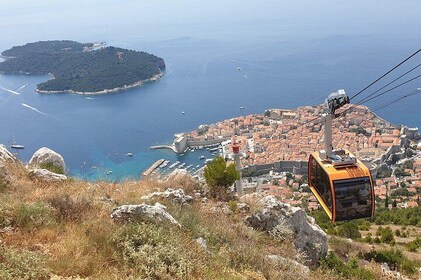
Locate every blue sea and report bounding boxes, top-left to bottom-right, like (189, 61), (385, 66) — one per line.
(0, 0), (420, 181)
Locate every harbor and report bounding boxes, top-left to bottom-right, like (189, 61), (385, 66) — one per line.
(140, 145), (223, 179)
(142, 159), (165, 177)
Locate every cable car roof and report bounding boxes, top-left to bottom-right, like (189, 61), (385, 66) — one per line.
(310, 150), (371, 181)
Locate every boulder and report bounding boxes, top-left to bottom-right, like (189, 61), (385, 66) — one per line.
(28, 168), (67, 182)
(111, 202), (180, 226)
(0, 144), (16, 163)
(28, 147), (66, 174)
(141, 188), (193, 204)
(245, 195), (328, 266)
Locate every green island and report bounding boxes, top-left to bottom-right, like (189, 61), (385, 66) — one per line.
(0, 40), (165, 94)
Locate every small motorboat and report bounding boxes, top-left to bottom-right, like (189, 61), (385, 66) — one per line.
(10, 144), (24, 149)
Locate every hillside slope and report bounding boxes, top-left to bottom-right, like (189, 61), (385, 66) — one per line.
(0, 150), (420, 279)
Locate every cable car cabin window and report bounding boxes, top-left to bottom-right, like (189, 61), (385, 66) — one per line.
(310, 159), (333, 211)
(333, 177), (372, 221)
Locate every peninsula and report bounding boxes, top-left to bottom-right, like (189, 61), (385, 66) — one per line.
(0, 40), (165, 94)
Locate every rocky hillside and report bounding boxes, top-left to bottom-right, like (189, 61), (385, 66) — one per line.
(0, 145), (419, 279)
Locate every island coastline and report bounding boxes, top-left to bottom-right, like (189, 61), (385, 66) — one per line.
(0, 40), (165, 94)
(34, 72), (163, 95)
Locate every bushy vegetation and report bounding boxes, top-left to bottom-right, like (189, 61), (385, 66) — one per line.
(375, 226), (395, 244)
(374, 206), (421, 226)
(321, 252), (374, 280)
(362, 248), (418, 274)
(407, 237), (421, 252)
(16, 201), (55, 230)
(111, 223), (190, 279)
(0, 245), (50, 280)
(204, 156), (239, 200)
(0, 40), (165, 93)
(46, 193), (92, 222)
(310, 210), (370, 239)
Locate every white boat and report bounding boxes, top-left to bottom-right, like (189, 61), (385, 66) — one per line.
(205, 159), (213, 163)
(179, 163), (186, 168)
(10, 144), (24, 149)
(186, 164), (193, 170)
(106, 170), (113, 175)
(199, 155), (205, 160)
(240, 106), (245, 109)
(182, 111), (185, 114)
(237, 67), (242, 70)
(127, 153), (133, 157)
(160, 160), (170, 168)
(169, 161), (180, 169)
(196, 165), (200, 168)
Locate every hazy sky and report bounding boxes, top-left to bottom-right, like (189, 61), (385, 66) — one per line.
(1, 0), (420, 48)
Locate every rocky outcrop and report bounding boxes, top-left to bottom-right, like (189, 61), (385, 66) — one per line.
(140, 188), (193, 204)
(245, 195), (328, 266)
(0, 144), (16, 163)
(28, 147), (66, 174)
(28, 169), (67, 182)
(111, 202), (180, 226)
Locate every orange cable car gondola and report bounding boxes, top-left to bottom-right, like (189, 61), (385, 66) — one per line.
(308, 89), (375, 221)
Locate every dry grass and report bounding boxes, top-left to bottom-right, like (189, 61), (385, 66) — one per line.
(0, 162), (394, 279)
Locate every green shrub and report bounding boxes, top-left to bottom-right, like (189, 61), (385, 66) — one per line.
(321, 252), (374, 280)
(111, 223), (190, 279)
(337, 222), (361, 239)
(363, 233), (373, 243)
(362, 248), (417, 274)
(0, 245), (49, 279)
(16, 201), (55, 229)
(228, 200), (238, 213)
(376, 226), (395, 244)
(39, 162), (65, 174)
(407, 237), (421, 252)
(204, 157), (239, 201)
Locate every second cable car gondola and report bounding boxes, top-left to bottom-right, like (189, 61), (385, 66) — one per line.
(308, 89), (375, 221)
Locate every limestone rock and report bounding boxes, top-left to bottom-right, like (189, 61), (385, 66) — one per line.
(141, 188), (193, 204)
(237, 202), (250, 212)
(111, 202), (180, 226)
(196, 237), (208, 250)
(245, 195), (328, 266)
(209, 201), (232, 215)
(28, 168), (67, 182)
(266, 255), (310, 275)
(0, 144), (16, 163)
(28, 147), (66, 174)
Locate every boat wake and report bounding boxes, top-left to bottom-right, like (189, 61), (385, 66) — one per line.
(21, 103), (48, 116)
(15, 84), (27, 91)
(0, 85), (21, 95)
